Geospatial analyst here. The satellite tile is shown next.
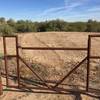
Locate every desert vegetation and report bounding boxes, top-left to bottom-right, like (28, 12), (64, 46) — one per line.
(0, 17), (100, 35)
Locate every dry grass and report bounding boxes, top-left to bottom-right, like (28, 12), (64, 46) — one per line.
(0, 32), (100, 100)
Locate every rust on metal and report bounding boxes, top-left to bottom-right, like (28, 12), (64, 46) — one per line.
(0, 65), (3, 95)
(2, 35), (100, 94)
(3, 37), (9, 86)
(90, 56), (100, 59)
(53, 57), (87, 89)
(15, 36), (20, 88)
(20, 47), (87, 51)
(19, 56), (51, 89)
(3, 35), (17, 38)
(86, 35), (91, 92)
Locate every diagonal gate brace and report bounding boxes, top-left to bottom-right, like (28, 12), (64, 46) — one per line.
(53, 57), (87, 89)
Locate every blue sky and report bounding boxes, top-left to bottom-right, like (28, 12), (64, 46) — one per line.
(0, 0), (100, 22)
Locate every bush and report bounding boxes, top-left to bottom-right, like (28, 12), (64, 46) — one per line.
(16, 20), (37, 32)
(0, 17), (100, 33)
(0, 24), (14, 36)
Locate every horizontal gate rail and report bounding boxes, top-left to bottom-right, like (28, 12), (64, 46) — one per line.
(1, 35), (100, 95)
(19, 46), (87, 51)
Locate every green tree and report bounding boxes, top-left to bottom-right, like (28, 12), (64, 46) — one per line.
(86, 19), (99, 32)
(0, 17), (6, 24)
(37, 22), (47, 32)
(43, 19), (68, 32)
(16, 20), (37, 32)
(67, 22), (87, 32)
(7, 19), (16, 27)
(0, 17), (100, 33)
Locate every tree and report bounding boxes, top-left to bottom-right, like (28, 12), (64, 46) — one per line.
(37, 22), (47, 32)
(7, 19), (16, 27)
(0, 17), (100, 33)
(0, 17), (6, 24)
(97, 22), (100, 32)
(86, 19), (99, 32)
(16, 20), (37, 32)
(41, 19), (68, 32)
(67, 22), (87, 32)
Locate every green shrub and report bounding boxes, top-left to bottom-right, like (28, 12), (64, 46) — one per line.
(0, 24), (14, 36)
(0, 17), (100, 33)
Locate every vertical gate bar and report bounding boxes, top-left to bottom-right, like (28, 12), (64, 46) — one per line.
(86, 35), (91, 92)
(0, 63), (3, 95)
(15, 36), (20, 88)
(3, 37), (9, 86)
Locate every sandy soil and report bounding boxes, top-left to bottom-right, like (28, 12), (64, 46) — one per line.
(1, 32), (100, 66)
(0, 32), (100, 100)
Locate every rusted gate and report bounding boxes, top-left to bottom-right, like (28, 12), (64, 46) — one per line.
(1, 35), (100, 94)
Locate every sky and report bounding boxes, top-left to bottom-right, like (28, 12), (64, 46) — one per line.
(0, 0), (100, 22)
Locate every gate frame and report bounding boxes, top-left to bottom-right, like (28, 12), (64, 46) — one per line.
(2, 34), (100, 94)
(3, 36), (20, 87)
(86, 35), (100, 91)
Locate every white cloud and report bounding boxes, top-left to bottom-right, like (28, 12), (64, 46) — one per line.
(40, 6), (65, 16)
(62, 6), (100, 21)
(36, 0), (100, 22)
(38, 0), (83, 17)
(87, 6), (100, 12)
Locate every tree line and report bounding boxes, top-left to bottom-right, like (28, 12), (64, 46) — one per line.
(0, 17), (100, 35)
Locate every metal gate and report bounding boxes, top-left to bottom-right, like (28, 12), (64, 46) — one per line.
(2, 35), (100, 94)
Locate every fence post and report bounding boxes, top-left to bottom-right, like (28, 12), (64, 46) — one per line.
(16, 36), (20, 88)
(86, 35), (91, 92)
(0, 69), (3, 95)
(3, 37), (9, 87)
